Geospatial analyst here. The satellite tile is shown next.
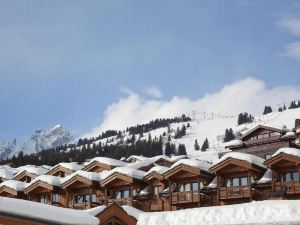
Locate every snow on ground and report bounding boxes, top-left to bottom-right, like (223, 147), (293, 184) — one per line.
(0, 197), (99, 225)
(137, 200), (300, 225)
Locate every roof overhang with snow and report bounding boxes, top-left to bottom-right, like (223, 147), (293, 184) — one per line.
(0, 186), (18, 197)
(24, 180), (58, 195)
(240, 124), (284, 141)
(265, 153), (300, 168)
(101, 172), (143, 187)
(164, 164), (211, 181)
(46, 165), (74, 176)
(82, 161), (113, 172)
(62, 175), (98, 189)
(143, 171), (164, 182)
(13, 171), (37, 182)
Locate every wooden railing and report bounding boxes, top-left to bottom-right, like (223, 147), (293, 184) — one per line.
(244, 135), (280, 145)
(171, 191), (199, 204)
(107, 197), (133, 206)
(274, 181), (300, 194)
(69, 202), (92, 210)
(219, 186), (251, 200)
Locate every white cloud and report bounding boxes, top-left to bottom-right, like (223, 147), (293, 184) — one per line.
(278, 17), (300, 36)
(145, 86), (162, 98)
(83, 77), (300, 138)
(282, 41), (300, 60)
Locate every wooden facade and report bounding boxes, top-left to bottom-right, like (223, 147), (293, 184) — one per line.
(62, 175), (103, 209)
(83, 161), (116, 173)
(0, 186), (25, 199)
(46, 165), (75, 177)
(210, 157), (266, 205)
(101, 172), (146, 210)
(13, 171), (37, 183)
(164, 164), (212, 209)
(227, 125), (298, 159)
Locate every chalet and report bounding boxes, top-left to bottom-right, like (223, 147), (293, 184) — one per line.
(210, 152), (267, 205)
(82, 157), (126, 172)
(0, 180), (26, 199)
(24, 175), (65, 207)
(142, 166), (170, 211)
(100, 167), (147, 210)
(265, 147), (300, 199)
(88, 204), (140, 225)
(46, 162), (83, 177)
(226, 124), (298, 159)
(164, 159), (213, 209)
(13, 165), (48, 183)
(62, 170), (103, 209)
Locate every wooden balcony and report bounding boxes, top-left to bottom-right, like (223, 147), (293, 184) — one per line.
(107, 197), (133, 206)
(244, 136), (280, 145)
(171, 191), (200, 205)
(274, 181), (300, 195)
(219, 186), (251, 200)
(69, 202), (92, 210)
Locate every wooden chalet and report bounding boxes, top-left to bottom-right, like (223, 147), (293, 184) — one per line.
(91, 204), (139, 225)
(24, 175), (65, 207)
(46, 162), (83, 177)
(100, 167), (147, 210)
(82, 157), (126, 172)
(151, 156), (173, 168)
(210, 152), (267, 205)
(62, 171), (103, 209)
(0, 180), (26, 199)
(164, 159), (213, 209)
(142, 166), (170, 212)
(226, 124), (298, 159)
(265, 148), (300, 199)
(13, 166), (48, 183)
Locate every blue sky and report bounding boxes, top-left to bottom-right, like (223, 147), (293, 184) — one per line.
(1, 0), (300, 141)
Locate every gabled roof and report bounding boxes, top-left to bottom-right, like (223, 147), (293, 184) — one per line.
(13, 171), (38, 182)
(210, 152), (266, 174)
(240, 124), (285, 141)
(46, 162), (83, 175)
(143, 166), (168, 181)
(86, 157), (127, 168)
(14, 165), (48, 179)
(24, 175), (64, 193)
(0, 180), (27, 192)
(265, 148), (300, 167)
(61, 170), (101, 189)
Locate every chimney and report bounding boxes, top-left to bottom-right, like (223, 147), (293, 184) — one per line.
(295, 119), (300, 129)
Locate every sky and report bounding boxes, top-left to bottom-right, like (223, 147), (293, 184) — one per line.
(1, 0), (300, 141)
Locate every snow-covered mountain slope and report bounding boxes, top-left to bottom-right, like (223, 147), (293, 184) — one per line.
(72, 107), (300, 163)
(0, 125), (74, 159)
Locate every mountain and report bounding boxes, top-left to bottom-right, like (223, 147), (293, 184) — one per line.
(0, 125), (74, 159)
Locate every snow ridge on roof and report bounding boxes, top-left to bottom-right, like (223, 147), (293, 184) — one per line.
(272, 147), (300, 158)
(170, 159), (212, 172)
(0, 197), (99, 225)
(88, 157), (127, 167)
(216, 152), (266, 169)
(14, 165), (49, 177)
(29, 175), (65, 187)
(144, 166), (169, 177)
(102, 167), (146, 180)
(51, 162), (83, 171)
(63, 170), (102, 183)
(0, 180), (27, 191)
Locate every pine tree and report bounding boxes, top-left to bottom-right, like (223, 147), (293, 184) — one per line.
(201, 138), (209, 152)
(263, 106), (272, 115)
(165, 143), (174, 156)
(177, 144), (187, 155)
(194, 139), (200, 151)
(224, 128), (236, 142)
(283, 104), (287, 110)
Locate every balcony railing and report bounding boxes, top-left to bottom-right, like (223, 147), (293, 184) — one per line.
(274, 181), (300, 194)
(69, 202), (92, 210)
(171, 191), (200, 204)
(107, 197), (133, 206)
(219, 186), (251, 200)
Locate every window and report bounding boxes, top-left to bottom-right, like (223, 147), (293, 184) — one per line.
(282, 172), (299, 182)
(192, 182), (198, 191)
(226, 179), (231, 187)
(123, 190), (130, 198)
(226, 177), (249, 187)
(232, 178), (239, 186)
(115, 191), (121, 199)
(185, 183), (191, 191)
(39, 195), (50, 204)
(241, 177), (248, 186)
(52, 194), (59, 203)
(91, 194), (97, 202)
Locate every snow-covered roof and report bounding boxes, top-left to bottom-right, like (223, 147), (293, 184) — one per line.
(126, 155), (148, 162)
(28, 175), (65, 187)
(0, 197), (99, 225)
(50, 162), (83, 172)
(136, 200), (300, 225)
(126, 159), (154, 170)
(0, 168), (14, 180)
(150, 155), (172, 162)
(272, 147), (300, 158)
(170, 155), (187, 162)
(257, 169), (272, 184)
(0, 180), (27, 191)
(14, 165), (49, 177)
(63, 170), (102, 183)
(101, 167), (146, 180)
(144, 166), (169, 177)
(88, 157), (127, 167)
(224, 139), (243, 148)
(215, 152), (266, 169)
(170, 159), (212, 172)
(282, 131), (296, 138)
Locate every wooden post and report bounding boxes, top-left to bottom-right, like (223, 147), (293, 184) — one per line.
(248, 170), (252, 202)
(197, 176), (201, 207)
(50, 192), (53, 205)
(104, 188), (108, 205)
(168, 180), (172, 211)
(216, 174), (220, 206)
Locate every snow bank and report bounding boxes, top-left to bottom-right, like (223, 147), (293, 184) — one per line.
(137, 200), (300, 225)
(145, 166), (169, 176)
(102, 167), (146, 180)
(170, 159), (212, 172)
(272, 147), (300, 158)
(88, 157), (127, 167)
(216, 152), (266, 169)
(0, 180), (27, 191)
(51, 162), (83, 171)
(0, 197), (99, 225)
